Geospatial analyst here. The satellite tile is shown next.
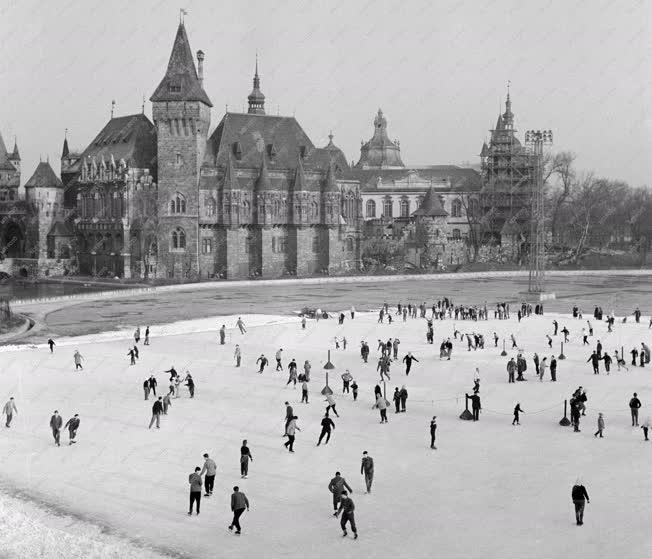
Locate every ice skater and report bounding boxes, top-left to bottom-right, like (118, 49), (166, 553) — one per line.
(328, 472), (352, 512)
(64, 413), (80, 444)
(317, 413), (335, 445)
(188, 467), (202, 515)
(275, 348), (284, 371)
(284, 416), (300, 452)
(201, 453), (217, 496)
(236, 317), (246, 334)
(234, 345), (241, 367)
(144, 326), (150, 345)
(361, 451), (374, 492)
(325, 393), (340, 417)
(50, 410), (62, 446)
(373, 393), (388, 423)
(73, 350), (84, 370)
(512, 403), (524, 425)
(256, 354), (268, 374)
(334, 491), (357, 539)
(571, 479), (589, 525)
(402, 352), (418, 375)
(594, 413), (605, 438)
(629, 393), (641, 426)
(229, 486), (250, 534)
(149, 397), (163, 429)
(47, 338), (55, 353)
(430, 416), (437, 449)
(2, 397), (17, 428)
(240, 440), (253, 478)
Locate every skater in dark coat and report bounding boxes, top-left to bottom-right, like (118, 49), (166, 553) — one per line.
(466, 393), (481, 421)
(334, 491), (357, 539)
(328, 472), (352, 512)
(143, 380), (150, 400)
(229, 486), (250, 534)
(430, 416), (437, 449)
(571, 480), (590, 525)
(360, 451), (374, 492)
(50, 410), (63, 446)
(64, 414), (80, 444)
(550, 356), (557, 381)
(284, 402), (294, 434)
(256, 354), (268, 374)
(351, 381), (359, 401)
(127, 348), (137, 365)
(587, 351), (600, 374)
(402, 352), (418, 375)
(185, 374), (195, 398)
(393, 388), (401, 413)
(512, 403), (524, 425)
(602, 353), (612, 373)
(399, 386), (408, 412)
(148, 375), (158, 396)
(317, 414), (336, 445)
(47, 339), (55, 353)
(629, 393), (641, 426)
(240, 440), (253, 478)
(149, 398), (163, 429)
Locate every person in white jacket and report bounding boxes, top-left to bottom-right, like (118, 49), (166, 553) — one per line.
(283, 416), (300, 452)
(3, 397), (17, 428)
(373, 394), (388, 423)
(324, 394), (339, 417)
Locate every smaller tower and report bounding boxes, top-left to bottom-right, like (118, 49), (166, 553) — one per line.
(247, 56), (266, 115)
(8, 138), (20, 173)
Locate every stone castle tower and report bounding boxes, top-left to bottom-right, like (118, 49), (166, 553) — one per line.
(150, 22), (212, 278)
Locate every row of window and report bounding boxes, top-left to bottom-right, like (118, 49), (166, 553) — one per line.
(0, 189), (16, 202)
(365, 198), (479, 218)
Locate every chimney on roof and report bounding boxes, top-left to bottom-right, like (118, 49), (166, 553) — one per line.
(197, 50), (205, 87)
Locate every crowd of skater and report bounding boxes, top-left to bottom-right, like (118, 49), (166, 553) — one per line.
(3, 299), (652, 538)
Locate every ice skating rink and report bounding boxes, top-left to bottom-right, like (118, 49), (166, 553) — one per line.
(0, 310), (651, 559)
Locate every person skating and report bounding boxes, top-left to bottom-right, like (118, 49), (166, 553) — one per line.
(602, 352), (612, 374)
(334, 491), (357, 539)
(303, 360), (311, 382)
(234, 345), (241, 367)
(325, 393), (339, 417)
(162, 393), (172, 414)
(561, 327), (569, 343)
(539, 357), (548, 382)
(403, 352), (418, 375)
(286, 360), (298, 387)
(317, 414), (336, 445)
(165, 366), (178, 381)
(361, 451), (374, 492)
(133, 345), (139, 360)
(399, 385), (408, 412)
(571, 480), (590, 525)
(284, 402), (294, 435)
(546, 335), (553, 348)
(301, 316), (306, 330)
(430, 416), (437, 449)
(550, 356), (557, 381)
(510, 334), (517, 349)
(631, 347), (638, 366)
(360, 341), (369, 363)
(284, 416), (300, 452)
(275, 348), (284, 371)
(148, 375), (158, 397)
(506, 358), (516, 383)
(629, 393), (641, 426)
(392, 338), (400, 360)
(351, 380), (359, 401)
(641, 417), (651, 441)
(328, 472), (353, 512)
(240, 440), (253, 478)
(256, 354), (268, 374)
(341, 370), (352, 394)
(134, 327), (141, 344)
(466, 393), (481, 421)
(73, 350), (84, 371)
(184, 372), (195, 397)
(173, 376), (181, 398)
(570, 399), (581, 432)
(393, 388), (401, 414)
(301, 380), (309, 403)
(229, 486), (250, 534)
(373, 393), (388, 423)
(512, 403), (524, 425)
(3, 397), (17, 428)
(594, 413), (605, 438)
(144, 326), (150, 345)
(50, 410), (62, 446)
(64, 413), (80, 444)
(377, 355), (391, 382)
(236, 317), (246, 334)
(47, 338), (55, 353)
(201, 453), (217, 496)
(219, 324), (226, 345)
(188, 467), (202, 515)
(127, 347), (137, 365)
(149, 397), (163, 429)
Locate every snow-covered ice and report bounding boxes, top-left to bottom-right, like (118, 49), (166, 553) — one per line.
(0, 310), (651, 559)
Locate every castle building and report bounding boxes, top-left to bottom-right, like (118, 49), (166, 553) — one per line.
(352, 109), (481, 243)
(147, 22), (362, 280)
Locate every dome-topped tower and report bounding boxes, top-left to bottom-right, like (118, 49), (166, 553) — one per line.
(355, 108), (404, 169)
(247, 56), (266, 115)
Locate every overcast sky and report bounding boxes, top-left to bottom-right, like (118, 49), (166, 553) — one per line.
(1, 0), (650, 187)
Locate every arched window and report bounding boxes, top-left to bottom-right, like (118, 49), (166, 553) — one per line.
(383, 199), (393, 218)
(400, 199), (410, 218)
(452, 228), (461, 240)
(206, 197), (216, 217)
(170, 192), (186, 214)
(451, 199), (462, 218)
(366, 199), (376, 218)
(171, 227), (186, 250)
(311, 201), (318, 218)
(469, 198), (480, 217)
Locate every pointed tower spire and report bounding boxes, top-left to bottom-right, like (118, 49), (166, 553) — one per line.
(255, 151), (270, 190)
(247, 54), (266, 115)
(150, 21), (212, 106)
(502, 80), (514, 129)
(62, 129), (69, 158)
(10, 137), (20, 161)
(294, 154), (306, 190)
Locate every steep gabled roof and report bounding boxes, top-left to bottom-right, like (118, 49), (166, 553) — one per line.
(79, 113), (157, 172)
(24, 161), (63, 189)
(48, 219), (74, 237)
(150, 23), (212, 107)
(0, 129), (15, 171)
(10, 140), (20, 161)
(412, 187), (448, 217)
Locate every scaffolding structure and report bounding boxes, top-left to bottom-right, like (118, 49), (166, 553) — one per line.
(525, 130), (553, 293)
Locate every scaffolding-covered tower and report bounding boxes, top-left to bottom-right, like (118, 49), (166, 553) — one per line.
(479, 91), (535, 256)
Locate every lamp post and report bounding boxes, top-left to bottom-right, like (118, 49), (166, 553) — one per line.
(524, 129), (553, 293)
